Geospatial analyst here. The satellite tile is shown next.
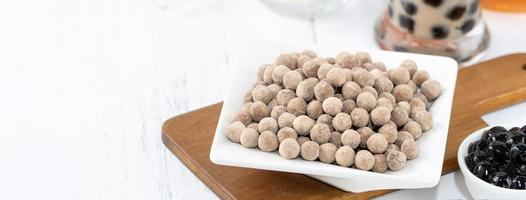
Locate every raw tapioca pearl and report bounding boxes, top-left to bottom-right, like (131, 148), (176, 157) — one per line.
(468, 0), (479, 15)
(431, 26), (449, 39)
(401, 1), (417, 15)
(447, 5), (467, 21)
(398, 15), (415, 33)
(461, 19), (475, 34)
(424, 0), (442, 7)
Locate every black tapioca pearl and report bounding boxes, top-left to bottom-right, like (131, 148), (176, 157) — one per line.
(431, 25), (449, 39)
(398, 15), (415, 33)
(460, 19), (475, 33)
(447, 5), (467, 21)
(388, 5), (394, 18)
(423, 0), (442, 7)
(401, 1), (417, 15)
(469, 0), (479, 14)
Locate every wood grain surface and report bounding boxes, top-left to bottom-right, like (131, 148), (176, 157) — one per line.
(162, 54), (526, 199)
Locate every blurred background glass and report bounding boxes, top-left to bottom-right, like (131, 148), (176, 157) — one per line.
(260, 0), (349, 18)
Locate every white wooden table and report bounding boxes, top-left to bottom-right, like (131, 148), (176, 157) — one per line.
(0, 0), (524, 199)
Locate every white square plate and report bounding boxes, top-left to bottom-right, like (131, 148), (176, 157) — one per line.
(210, 41), (458, 192)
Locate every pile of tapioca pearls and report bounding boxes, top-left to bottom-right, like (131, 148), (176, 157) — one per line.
(226, 50), (441, 173)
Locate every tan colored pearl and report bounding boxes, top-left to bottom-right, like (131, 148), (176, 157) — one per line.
(335, 146), (355, 167)
(301, 141), (319, 161)
(279, 138), (300, 159)
(292, 115), (315, 136)
(355, 150), (375, 170)
(240, 128), (259, 148)
(319, 143), (337, 164)
(367, 133), (388, 154)
(387, 150), (407, 171)
(310, 123), (331, 144)
(258, 131), (279, 152)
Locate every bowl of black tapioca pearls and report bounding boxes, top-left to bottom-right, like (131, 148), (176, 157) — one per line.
(458, 125), (526, 199)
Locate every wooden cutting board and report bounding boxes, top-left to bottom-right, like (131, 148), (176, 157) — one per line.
(162, 54), (526, 199)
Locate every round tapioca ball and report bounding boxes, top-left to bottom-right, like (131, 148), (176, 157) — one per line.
(263, 65), (276, 84)
(290, 52), (300, 60)
(296, 80), (315, 102)
(250, 101), (270, 122)
(413, 110), (433, 131)
(243, 102), (253, 112)
(371, 107), (391, 126)
(252, 85), (273, 104)
(355, 150), (375, 171)
(276, 89), (296, 106)
(400, 59), (417, 76)
(396, 101), (411, 114)
(243, 89), (253, 103)
(258, 131), (279, 152)
(362, 86), (378, 98)
(270, 105), (287, 120)
(277, 127), (298, 143)
(319, 143), (338, 164)
(370, 69), (388, 80)
(341, 129), (360, 149)
(293, 115), (315, 136)
(357, 127), (374, 148)
(379, 92), (396, 105)
(362, 62), (376, 71)
(389, 67), (410, 85)
(379, 121), (398, 144)
(355, 51), (372, 65)
(295, 68), (305, 79)
(267, 99), (278, 111)
(233, 109), (252, 126)
(283, 70), (303, 90)
(391, 107), (409, 127)
(375, 77), (394, 94)
(258, 117), (278, 133)
(326, 68), (347, 87)
(367, 134), (388, 154)
(401, 140), (420, 160)
(287, 97), (307, 116)
(376, 97), (394, 111)
(396, 131), (415, 147)
(412, 70), (429, 86)
(257, 64), (270, 81)
(278, 112), (295, 128)
(407, 80), (417, 94)
(296, 55), (312, 69)
(410, 97), (426, 111)
(300, 49), (317, 58)
(275, 53), (297, 70)
(343, 68), (353, 81)
(387, 150), (407, 171)
(303, 58), (326, 78)
(421, 80), (441, 101)
(402, 120), (422, 140)
(279, 138), (300, 159)
(336, 52), (359, 69)
(356, 92), (376, 112)
(342, 99), (357, 114)
(247, 123), (259, 132)
(393, 84), (413, 102)
(297, 136), (311, 147)
(271, 65), (290, 84)
(322, 97), (343, 116)
(353, 68), (375, 87)
(240, 128), (259, 148)
(267, 84), (282, 97)
(310, 123), (331, 144)
(385, 143), (400, 156)
(301, 141), (320, 161)
(316, 114), (334, 131)
(329, 131), (342, 148)
(373, 61), (387, 71)
(335, 146), (356, 167)
(326, 57), (336, 64)
(227, 121), (245, 143)
(317, 63), (335, 80)
(351, 108), (369, 128)
(313, 80), (335, 102)
(414, 92), (429, 105)
(332, 113), (352, 132)
(342, 81), (362, 100)
(306, 100), (323, 120)
(372, 154), (388, 173)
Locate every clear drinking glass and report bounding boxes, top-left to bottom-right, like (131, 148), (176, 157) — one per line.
(375, 0), (490, 65)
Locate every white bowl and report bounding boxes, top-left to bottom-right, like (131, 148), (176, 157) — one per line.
(210, 41), (458, 192)
(457, 125), (526, 199)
